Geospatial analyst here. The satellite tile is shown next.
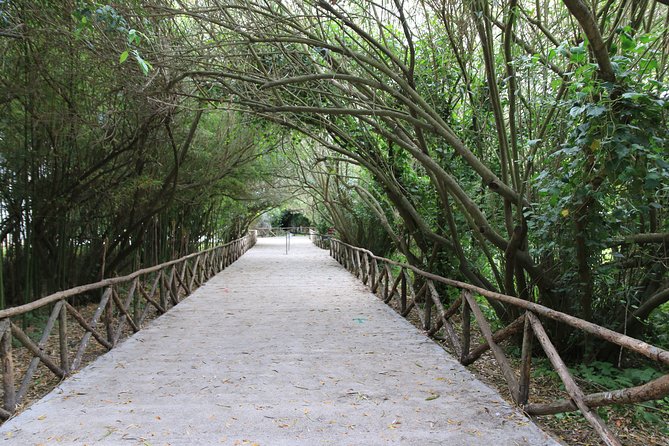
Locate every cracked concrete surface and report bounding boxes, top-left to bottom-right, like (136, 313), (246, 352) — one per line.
(0, 237), (558, 445)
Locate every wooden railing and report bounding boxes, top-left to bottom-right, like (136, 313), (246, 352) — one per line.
(308, 229), (331, 249)
(254, 226), (314, 237)
(320, 237), (668, 446)
(0, 231), (256, 420)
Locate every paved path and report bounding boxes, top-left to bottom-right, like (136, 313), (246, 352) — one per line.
(0, 237), (558, 445)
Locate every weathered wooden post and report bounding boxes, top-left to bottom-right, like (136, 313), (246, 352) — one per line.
(370, 258), (377, 291)
(159, 270), (167, 310)
(59, 302), (69, 374)
(105, 287), (114, 344)
(460, 291), (471, 363)
(518, 313), (533, 405)
(1, 319), (15, 413)
(400, 268), (407, 314)
(423, 281), (433, 331)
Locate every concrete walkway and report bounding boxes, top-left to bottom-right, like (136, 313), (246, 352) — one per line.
(0, 237), (558, 445)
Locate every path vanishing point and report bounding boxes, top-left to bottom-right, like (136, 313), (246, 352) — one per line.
(0, 237), (559, 445)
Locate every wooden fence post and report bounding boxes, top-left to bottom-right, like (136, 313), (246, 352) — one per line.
(159, 270), (167, 310)
(59, 301), (69, 374)
(105, 287), (114, 344)
(401, 268), (407, 314)
(460, 293), (471, 363)
(370, 258), (377, 291)
(518, 313), (533, 405)
(1, 319), (15, 413)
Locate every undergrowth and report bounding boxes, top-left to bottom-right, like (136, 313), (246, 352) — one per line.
(532, 358), (669, 435)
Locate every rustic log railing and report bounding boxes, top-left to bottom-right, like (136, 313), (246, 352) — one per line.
(255, 226), (314, 237)
(308, 229), (331, 249)
(317, 237), (668, 446)
(0, 231), (256, 420)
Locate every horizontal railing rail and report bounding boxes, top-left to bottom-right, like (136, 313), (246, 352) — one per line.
(254, 226), (314, 237)
(315, 236), (668, 446)
(0, 231), (257, 420)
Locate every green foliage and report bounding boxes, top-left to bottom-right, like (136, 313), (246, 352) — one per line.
(647, 302), (669, 349)
(0, 1), (287, 308)
(528, 30), (669, 334)
(571, 361), (660, 389)
(534, 359), (668, 429)
(73, 3), (152, 74)
(570, 361), (668, 428)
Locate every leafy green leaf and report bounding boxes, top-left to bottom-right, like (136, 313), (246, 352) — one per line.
(119, 50), (129, 64)
(128, 28), (140, 45)
(620, 32), (635, 51)
(621, 92), (645, 100)
(586, 105), (607, 117)
(132, 50), (153, 76)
